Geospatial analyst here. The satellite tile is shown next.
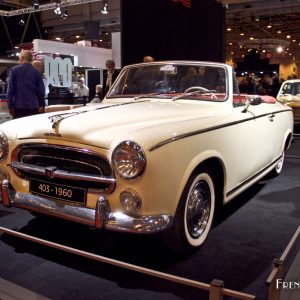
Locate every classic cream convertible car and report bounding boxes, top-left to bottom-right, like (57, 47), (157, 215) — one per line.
(0, 61), (294, 252)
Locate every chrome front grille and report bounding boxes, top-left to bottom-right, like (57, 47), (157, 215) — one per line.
(11, 144), (115, 192)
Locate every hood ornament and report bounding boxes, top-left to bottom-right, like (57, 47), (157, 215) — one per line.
(49, 112), (80, 129)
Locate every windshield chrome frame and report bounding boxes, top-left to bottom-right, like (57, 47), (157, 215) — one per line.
(106, 61), (229, 102)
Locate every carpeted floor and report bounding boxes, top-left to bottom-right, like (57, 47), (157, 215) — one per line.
(0, 136), (299, 300)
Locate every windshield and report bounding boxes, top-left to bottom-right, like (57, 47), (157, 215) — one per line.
(107, 63), (228, 102)
(279, 82), (300, 99)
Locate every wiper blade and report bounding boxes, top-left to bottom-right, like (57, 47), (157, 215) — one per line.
(133, 91), (179, 101)
(133, 92), (163, 100)
(172, 88), (216, 101)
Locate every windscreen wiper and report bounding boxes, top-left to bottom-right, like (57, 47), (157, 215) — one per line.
(172, 87), (216, 101)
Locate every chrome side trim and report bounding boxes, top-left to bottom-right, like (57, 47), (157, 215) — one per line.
(0, 183), (173, 234)
(10, 161), (116, 185)
(226, 155), (281, 200)
(150, 109), (292, 151)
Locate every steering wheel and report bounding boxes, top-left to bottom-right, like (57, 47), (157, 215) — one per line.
(184, 86), (210, 93)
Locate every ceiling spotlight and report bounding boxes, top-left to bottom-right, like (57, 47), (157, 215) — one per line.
(33, 0), (39, 10)
(239, 23), (244, 36)
(276, 46), (283, 53)
(62, 8), (68, 19)
(101, 0), (109, 14)
(19, 16), (25, 26)
(54, 1), (62, 15)
(267, 17), (272, 29)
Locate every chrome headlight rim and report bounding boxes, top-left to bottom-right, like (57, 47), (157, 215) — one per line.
(112, 141), (146, 180)
(0, 130), (9, 161)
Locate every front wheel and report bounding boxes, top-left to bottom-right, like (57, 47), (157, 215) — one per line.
(163, 168), (216, 253)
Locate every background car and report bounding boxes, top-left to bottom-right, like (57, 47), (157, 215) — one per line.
(277, 79), (300, 123)
(0, 61), (294, 253)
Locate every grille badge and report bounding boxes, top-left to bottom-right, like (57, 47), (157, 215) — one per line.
(45, 166), (57, 179)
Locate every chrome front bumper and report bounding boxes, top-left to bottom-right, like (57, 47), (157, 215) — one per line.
(0, 179), (173, 234)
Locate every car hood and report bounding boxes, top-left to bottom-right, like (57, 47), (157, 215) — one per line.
(3, 100), (227, 150)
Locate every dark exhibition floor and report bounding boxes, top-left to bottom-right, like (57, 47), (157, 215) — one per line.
(0, 132), (300, 300)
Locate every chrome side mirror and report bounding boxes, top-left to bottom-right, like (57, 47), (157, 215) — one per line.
(248, 95), (263, 106)
(242, 96), (262, 113)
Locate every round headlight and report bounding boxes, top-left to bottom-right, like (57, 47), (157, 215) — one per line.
(112, 141), (146, 179)
(0, 130), (9, 160)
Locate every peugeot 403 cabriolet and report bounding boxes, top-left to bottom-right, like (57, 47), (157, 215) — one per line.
(0, 61), (293, 252)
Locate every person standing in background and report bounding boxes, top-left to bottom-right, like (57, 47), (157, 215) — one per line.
(90, 84), (102, 103)
(32, 60), (48, 107)
(0, 79), (4, 94)
(32, 60), (44, 74)
(75, 77), (89, 97)
(143, 56), (154, 63)
(7, 50), (45, 119)
(101, 60), (119, 99)
(73, 77), (89, 104)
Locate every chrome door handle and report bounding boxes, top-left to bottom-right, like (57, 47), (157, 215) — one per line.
(268, 114), (275, 122)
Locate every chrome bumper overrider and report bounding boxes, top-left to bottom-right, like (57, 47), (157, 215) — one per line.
(0, 179), (173, 233)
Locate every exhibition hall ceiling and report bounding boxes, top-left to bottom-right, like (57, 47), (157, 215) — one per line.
(1, 0), (300, 61)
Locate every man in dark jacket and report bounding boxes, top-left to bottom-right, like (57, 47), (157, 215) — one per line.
(7, 50), (45, 119)
(101, 60), (119, 99)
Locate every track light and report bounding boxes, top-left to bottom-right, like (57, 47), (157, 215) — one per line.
(19, 15), (25, 26)
(54, 1), (62, 15)
(33, 0), (39, 10)
(267, 17), (272, 29)
(101, 0), (108, 14)
(61, 8), (68, 19)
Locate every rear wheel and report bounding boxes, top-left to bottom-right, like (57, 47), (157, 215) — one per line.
(163, 167), (216, 253)
(269, 151), (285, 178)
(274, 152), (285, 175)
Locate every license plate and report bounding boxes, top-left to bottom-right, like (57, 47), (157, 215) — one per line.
(30, 178), (87, 205)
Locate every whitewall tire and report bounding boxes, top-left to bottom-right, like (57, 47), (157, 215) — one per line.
(163, 167), (216, 253)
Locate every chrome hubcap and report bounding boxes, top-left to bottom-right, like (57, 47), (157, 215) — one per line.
(186, 180), (211, 238)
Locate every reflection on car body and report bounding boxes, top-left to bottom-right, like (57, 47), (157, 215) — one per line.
(0, 61), (293, 253)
